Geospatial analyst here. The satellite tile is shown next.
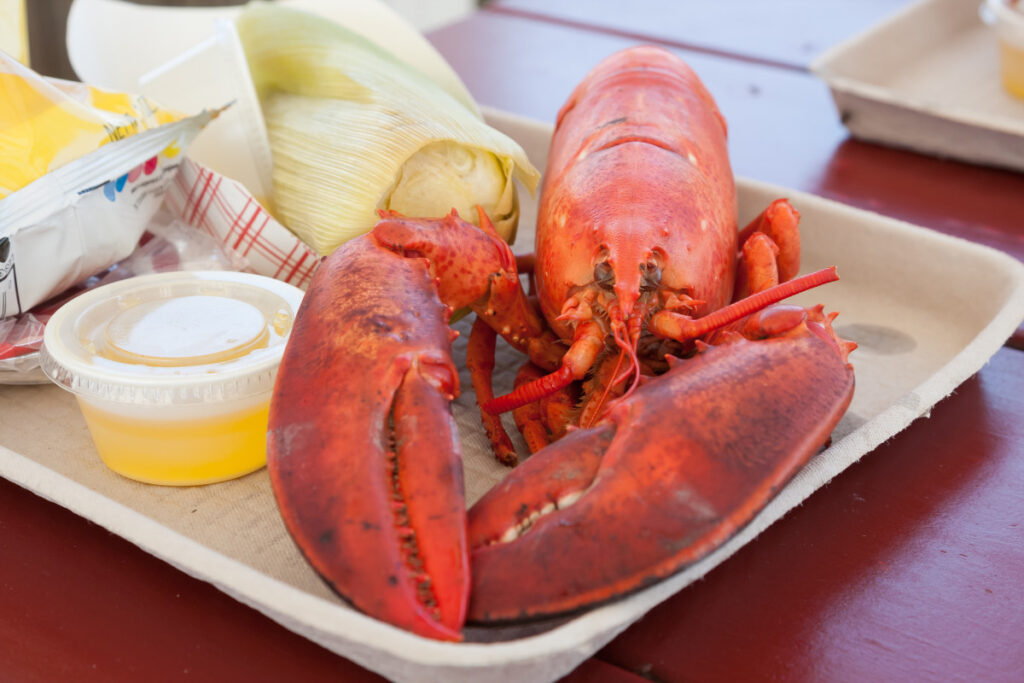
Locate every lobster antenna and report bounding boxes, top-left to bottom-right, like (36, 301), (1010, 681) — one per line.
(484, 268), (839, 416)
(583, 347), (627, 429)
(483, 365), (573, 415)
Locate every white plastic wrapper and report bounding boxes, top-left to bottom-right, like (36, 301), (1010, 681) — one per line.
(0, 205), (248, 380)
(0, 110), (212, 319)
(0, 157), (318, 383)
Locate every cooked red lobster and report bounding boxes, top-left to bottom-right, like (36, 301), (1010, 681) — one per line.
(267, 46), (855, 641)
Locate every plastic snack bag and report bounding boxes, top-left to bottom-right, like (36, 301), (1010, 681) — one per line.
(0, 50), (212, 318)
(0, 205), (251, 382)
(0, 155), (322, 384)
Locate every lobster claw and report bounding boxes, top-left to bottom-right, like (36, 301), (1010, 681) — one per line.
(267, 209), (550, 640)
(467, 326), (855, 623)
(267, 236), (469, 641)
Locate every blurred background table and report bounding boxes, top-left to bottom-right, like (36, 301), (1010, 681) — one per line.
(4, 1), (1024, 681)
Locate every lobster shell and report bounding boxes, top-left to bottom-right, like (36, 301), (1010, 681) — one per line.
(537, 46), (737, 338)
(265, 46), (855, 640)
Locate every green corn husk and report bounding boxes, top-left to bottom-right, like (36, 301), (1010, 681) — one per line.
(236, 2), (540, 255)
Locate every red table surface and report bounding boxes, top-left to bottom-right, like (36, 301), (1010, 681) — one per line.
(4, 2), (1024, 682)
(490, 0), (909, 70)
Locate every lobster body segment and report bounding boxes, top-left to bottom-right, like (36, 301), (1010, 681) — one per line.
(537, 46), (737, 344)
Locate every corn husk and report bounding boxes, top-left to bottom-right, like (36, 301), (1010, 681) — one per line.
(235, 2), (540, 255)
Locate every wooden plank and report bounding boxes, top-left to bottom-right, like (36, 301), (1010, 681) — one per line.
(489, 0), (915, 70)
(560, 658), (653, 683)
(0, 475), (387, 682)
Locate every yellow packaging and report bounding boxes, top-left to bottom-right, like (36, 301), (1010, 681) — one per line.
(0, 53), (211, 320)
(0, 0), (27, 65)
(1000, 41), (1024, 98)
(0, 49), (182, 198)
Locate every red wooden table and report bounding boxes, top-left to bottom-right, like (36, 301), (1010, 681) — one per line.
(4, 1), (1024, 681)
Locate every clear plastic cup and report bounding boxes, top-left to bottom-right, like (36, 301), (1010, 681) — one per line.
(40, 271), (304, 486)
(982, 0), (1024, 99)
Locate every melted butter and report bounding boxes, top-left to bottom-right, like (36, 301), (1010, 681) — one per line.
(78, 398), (270, 485)
(49, 271), (303, 487)
(1000, 41), (1024, 99)
(270, 308), (293, 337)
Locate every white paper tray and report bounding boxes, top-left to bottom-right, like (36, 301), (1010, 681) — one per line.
(811, 0), (1024, 171)
(2, 109), (1023, 683)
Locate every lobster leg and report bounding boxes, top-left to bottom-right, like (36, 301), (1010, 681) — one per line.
(466, 317), (518, 465)
(467, 319), (855, 623)
(577, 351), (631, 429)
(736, 232), (781, 299)
(511, 362), (578, 453)
(482, 318), (606, 415)
(510, 363), (553, 454)
(735, 199), (801, 299)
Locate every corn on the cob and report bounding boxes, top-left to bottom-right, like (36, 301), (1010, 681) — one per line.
(236, 2), (539, 254)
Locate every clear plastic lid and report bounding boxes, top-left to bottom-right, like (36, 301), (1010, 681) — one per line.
(983, 0), (1024, 44)
(40, 271), (305, 405)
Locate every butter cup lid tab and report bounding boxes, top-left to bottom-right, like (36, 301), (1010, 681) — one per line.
(40, 272), (305, 406)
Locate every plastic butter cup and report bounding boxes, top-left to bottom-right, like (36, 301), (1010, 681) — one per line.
(982, 0), (1024, 99)
(40, 271), (305, 486)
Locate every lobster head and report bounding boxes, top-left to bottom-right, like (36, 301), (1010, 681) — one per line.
(536, 45), (738, 342)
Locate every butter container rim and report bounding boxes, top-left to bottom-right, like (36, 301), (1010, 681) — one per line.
(40, 270), (305, 406)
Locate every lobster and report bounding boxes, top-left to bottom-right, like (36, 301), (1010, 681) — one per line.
(266, 46), (856, 641)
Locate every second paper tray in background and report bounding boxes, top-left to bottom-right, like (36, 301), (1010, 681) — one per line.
(811, 0), (1024, 172)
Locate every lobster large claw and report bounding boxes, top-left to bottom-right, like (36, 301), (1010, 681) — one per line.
(466, 325), (855, 623)
(267, 209), (554, 640)
(267, 234), (470, 641)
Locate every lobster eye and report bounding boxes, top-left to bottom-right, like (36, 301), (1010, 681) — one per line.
(594, 261), (615, 289)
(640, 262), (662, 291)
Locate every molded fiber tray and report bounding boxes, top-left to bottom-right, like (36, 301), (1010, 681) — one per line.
(1, 109), (1023, 682)
(811, 0), (1024, 171)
